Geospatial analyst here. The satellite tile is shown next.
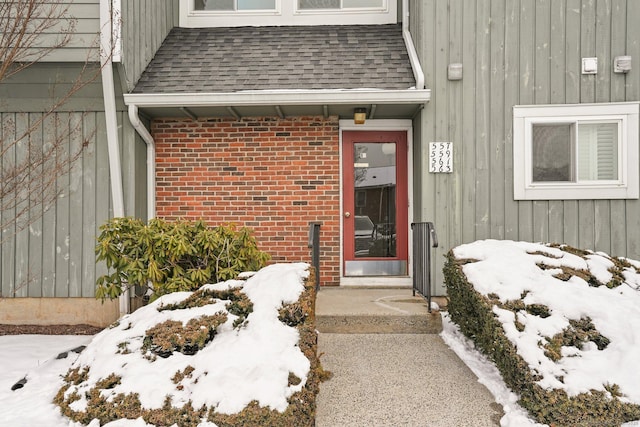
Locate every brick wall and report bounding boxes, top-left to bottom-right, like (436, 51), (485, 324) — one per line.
(152, 116), (341, 286)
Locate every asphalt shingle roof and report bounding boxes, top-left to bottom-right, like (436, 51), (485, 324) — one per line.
(132, 24), (415, 93)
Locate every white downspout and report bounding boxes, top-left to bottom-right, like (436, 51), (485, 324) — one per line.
(128, 104), (156, 221)
(402, 0), (425, 89)
(100, 0), (127, 315)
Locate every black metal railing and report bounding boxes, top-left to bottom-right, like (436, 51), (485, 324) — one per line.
(308, 222), (321, 291)
(411, 222), (438, 312)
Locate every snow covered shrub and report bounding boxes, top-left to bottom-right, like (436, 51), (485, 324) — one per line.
(444, 241), (640, 427)
(143, 314), (228, 358)
(209, 268), (328, 427)
(159, 287), (254, 329)
(95, 217), (270, 301)
(55, 264), (326, 427)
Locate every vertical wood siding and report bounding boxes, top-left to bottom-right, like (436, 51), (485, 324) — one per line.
(0, 109), (144, 298)
(20, 0), (177, 68)
(413, 0), (640, 295)
(119, 0), (178, 92)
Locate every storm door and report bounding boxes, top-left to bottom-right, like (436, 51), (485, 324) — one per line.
(342, 131), (408, 276)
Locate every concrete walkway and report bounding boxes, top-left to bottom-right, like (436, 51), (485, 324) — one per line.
(315, 288), (502, 427)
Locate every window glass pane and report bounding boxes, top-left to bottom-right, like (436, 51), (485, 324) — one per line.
(298, 0), (340, 9)
(238, 0), (275, 9)
(532, 124), (573, 182)
(199, 0), (234, 10)
(577, 122), (618, 181)
(343, 0), (383, 7)
(353, 143), (397, 258)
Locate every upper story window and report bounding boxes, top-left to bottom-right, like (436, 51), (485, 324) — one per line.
(181, 0), (395, 27)
(298, 0), (383, 9)
(513, 102), (639, 200)
(195, 0), (276, 11)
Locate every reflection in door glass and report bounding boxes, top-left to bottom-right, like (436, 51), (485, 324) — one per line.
(353, 142), (396, 258)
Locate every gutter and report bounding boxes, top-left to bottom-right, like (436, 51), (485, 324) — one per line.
(128, 105), (156, 221)
(123, 89), (430, 108)
(100, 0), (127, 315)
(402, 0), (425, 89)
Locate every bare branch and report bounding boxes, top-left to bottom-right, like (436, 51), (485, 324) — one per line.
(0, 0), (76, 81)
(1, 0), (113, 248)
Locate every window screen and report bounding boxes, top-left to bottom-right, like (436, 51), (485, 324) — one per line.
(532, 124), (573, 182)
(198, 0), (275, 10)
(298, 0), (382, 8)
(531, 122), (619, 183)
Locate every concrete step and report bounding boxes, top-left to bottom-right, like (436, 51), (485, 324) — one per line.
(315, 287), (442, 334)
(316, 313), (442, 333)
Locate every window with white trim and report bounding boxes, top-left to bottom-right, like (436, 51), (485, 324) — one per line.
(180, 0), (394, 27)
(195, 0), (276, 11)
(513, 102), (639, 200)
(297, 0), (383, 10)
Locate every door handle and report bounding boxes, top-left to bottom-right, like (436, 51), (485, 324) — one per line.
(344, 212), (351, 218)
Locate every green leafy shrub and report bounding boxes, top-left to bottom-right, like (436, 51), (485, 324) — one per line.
(95, 217), (270, 301)
(444, 249), (640, 427)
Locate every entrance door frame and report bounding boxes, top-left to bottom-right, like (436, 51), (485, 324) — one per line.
(339, 119), (414, 287)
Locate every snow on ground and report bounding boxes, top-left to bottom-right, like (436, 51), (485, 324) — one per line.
(0, 335), (93, 427)
(0, 263), (309, 427)
(1, 244), (640, 426)
(440, 313), (546, 427)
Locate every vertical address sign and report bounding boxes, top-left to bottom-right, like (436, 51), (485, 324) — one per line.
(429, 142), (453, 173)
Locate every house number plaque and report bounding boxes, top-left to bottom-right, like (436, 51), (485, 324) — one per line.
(429, 142), (453, 173)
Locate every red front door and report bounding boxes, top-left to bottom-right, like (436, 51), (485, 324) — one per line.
(342, 131), (408, 276)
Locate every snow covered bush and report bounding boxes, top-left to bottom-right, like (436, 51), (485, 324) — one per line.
(444, 240), (640, 427)
(55, 263), (325, 426)
(95, 217), (270, 301)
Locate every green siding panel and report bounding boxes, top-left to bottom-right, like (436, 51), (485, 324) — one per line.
(14, 115), (30, 298)
(0, 105), (146, 299)
(489, 0), (506, 240)
(503, 0), (520, 241)
(413, 0), (640, 295)
(21, 2), (101, 62)
(120, 0), (178, 92)
(625, 0), (640, 258)
(81, 113), (98, 297)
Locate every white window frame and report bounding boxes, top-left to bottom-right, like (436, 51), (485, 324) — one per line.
(513, 102), (639, 200)
(295, 0), (387, 14)
(180, 0), (395, 27)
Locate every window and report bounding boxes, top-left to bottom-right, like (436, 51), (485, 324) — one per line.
(195, 0), (276, 11)
(513, 102), (639, 200)
(181, 0), (394, 27)
(298, 0), (383, 10)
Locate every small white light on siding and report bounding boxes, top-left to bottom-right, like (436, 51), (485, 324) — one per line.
(614, 56), (632, 73)
(448, 63), (463, 81)
(582, 57), (598, 74)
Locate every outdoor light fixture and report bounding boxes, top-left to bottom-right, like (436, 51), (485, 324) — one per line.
(354, 108), (367, 125)
(614, 56), (632, 73)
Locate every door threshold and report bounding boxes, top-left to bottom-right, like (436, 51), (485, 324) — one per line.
(340, 277), (412, 287)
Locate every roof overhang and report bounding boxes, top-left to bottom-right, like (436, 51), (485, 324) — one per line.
(123, 89), (430, 120)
